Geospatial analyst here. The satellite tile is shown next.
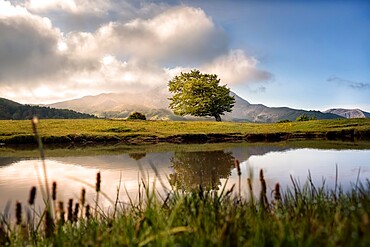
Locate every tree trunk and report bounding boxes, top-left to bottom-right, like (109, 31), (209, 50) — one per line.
(214, 114), (222, 122)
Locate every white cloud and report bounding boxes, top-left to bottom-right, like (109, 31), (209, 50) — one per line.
(25, 0), (110, 14)
(0, 1), (68, 84)
(202, 50), (273, 85)
(64, 6), (228, 65)
(0, 1), (272, 104)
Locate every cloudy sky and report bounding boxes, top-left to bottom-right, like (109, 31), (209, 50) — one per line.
(1, 0), (369, 111)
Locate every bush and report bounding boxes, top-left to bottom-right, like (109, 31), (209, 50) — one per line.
(296, 114), (310, 121)
(127, 112), (146, 120)
(277, 119), (291, 123)
(296, 114), (317, 122)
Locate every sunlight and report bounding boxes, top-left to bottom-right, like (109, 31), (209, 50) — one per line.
(33, 86), (53, 97)
(102, 55), (114, 65)
(57, 41), (68, 52)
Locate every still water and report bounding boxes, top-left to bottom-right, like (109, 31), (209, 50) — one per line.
(1, 141), (370, 212)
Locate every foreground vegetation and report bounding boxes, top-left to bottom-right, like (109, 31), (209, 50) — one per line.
(1, 118), (370, 145)
(1, 169), (370, 246)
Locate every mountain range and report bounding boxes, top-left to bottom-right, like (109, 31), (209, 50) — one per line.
(1, 88), (369, 122)
(47, 87), (370, 122)
(324, 108), (370, 119)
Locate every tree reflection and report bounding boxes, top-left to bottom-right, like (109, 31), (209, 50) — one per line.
(169, 150), (235, 191)
(128, 152), (146, 161)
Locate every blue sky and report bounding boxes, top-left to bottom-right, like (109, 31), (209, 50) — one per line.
(187, 0), (370, 111)
(1, 0), (369, 111)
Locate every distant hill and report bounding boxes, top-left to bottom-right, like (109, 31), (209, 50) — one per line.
(223, 92), (341, 122)
(324, 108), (370, 119)
(0, 98), (95, 120)
(49, 87), (342, 122)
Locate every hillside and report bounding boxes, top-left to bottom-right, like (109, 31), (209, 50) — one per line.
(223, 92), (341, 122)
(324, 108), (370, 119)
(49, 88), (341, 122)
(0, 98), (95, 120)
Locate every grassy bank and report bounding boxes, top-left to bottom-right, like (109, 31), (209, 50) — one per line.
(1, 170), (370, 246)
(1, 118), (370, 145)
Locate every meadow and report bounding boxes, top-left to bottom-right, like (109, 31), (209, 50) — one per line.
(1, 118), (370, 145)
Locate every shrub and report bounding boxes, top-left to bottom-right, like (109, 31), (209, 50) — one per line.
(296, 114), (310, 121)
(277, 119), (291, 123)
(127, 112), (146, 120)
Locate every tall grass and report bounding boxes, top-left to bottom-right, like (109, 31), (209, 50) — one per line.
(1, 119), (370, 246)
(1, 167), (370, 246)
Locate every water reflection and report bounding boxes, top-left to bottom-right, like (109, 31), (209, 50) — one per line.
(169, 151), (234, 191)
(1, 142), (370, 215)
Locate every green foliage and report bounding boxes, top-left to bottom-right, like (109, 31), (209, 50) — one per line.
(295, 114), (318, 122)
(127, 111), (146, 120)
(168, 70), (235, 121)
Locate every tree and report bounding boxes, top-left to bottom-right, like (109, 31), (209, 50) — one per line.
(127, 112), (146, 120)
(296, 113), (316, 122)
(168, 70), (235, 121)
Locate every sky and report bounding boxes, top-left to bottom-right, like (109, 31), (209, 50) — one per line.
(0, 0), (369, 111)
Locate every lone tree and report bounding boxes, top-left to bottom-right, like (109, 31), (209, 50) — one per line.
(168, 70), (235, 121)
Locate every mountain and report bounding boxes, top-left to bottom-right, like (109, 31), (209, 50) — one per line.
(223, 92), (340, 122)
(324, 108), (370, 119)
(0, 98), (95, 120)
(48, 88), (342, 122)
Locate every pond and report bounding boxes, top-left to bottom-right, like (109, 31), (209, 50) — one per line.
(1, 141), (370, 214)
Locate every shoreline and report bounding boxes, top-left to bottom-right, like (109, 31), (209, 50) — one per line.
(1, 118), (370, 146)
(1, 129), (370, 146)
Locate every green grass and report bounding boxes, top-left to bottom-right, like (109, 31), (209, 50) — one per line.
(1, 118), (370, 144)
(1, 171), (370, 246)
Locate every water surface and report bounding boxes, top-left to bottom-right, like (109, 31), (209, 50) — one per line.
(1, 141), (370, 214)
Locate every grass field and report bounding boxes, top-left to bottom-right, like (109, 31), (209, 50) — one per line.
(1, 118), (370, 144)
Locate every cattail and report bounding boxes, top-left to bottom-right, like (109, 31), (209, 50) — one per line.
(44, 209), (54, 238)
(73, 203), (79, 222)
(260, 170), (267, 195)
(67, 199), (73, 222)
(274, 183), (281, 201)
(95, 172), (101, 215)
(234, 159), (241, 176)
(96, 172), (101, 193)
(16, 201), (22, 225)
(28, 186), (37, 206)
(52, 182), (57, 201)
(85, 204), (90, 219)
(58, 201), (65, 225)
(259, 169), (268, 208)
(80, 188), (86, 206)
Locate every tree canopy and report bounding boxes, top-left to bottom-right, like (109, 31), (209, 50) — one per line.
(168, 70), (235, 121)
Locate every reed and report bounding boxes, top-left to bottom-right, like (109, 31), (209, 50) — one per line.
(95, 172), (101, 215)
(1, 171), (370, 246)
